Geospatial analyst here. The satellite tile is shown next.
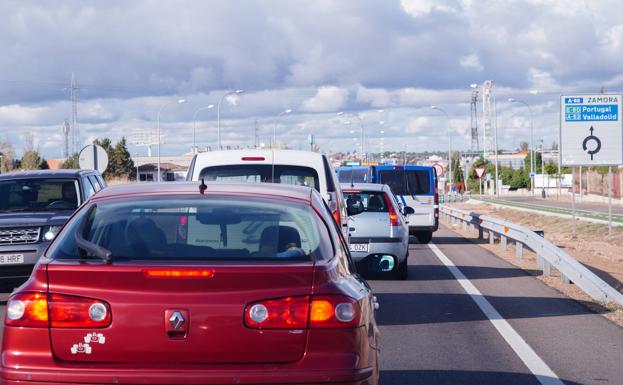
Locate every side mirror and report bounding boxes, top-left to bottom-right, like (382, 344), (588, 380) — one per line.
(402, 206), (415, 215)
(347, 201), (365, 216)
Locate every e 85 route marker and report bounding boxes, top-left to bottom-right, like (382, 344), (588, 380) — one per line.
(560, 94), (622, 166)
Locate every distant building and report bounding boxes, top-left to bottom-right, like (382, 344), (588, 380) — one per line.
(137, 162), (187, 182)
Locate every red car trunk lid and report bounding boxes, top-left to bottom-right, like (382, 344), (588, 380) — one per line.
(46, 260), (313, 364)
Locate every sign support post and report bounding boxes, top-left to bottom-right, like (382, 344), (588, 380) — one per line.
(572, 167), (576, 237)
(579, 166), (583, 201)
(608, 166), (613, 236)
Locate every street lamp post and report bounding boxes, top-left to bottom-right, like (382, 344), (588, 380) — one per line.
(509, 98), (534, 194)
(540, 139), (546, 198)
(337, 110), (384, 163)
(157, 98), (186, 182)
(192, 104), (215, 154)
(431, 106), (452, 194)
(337, 112), (365, 163)
(273, 109), (292, 148)
(217, 90), (244, 150)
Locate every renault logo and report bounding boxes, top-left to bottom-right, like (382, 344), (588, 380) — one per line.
(168, 311), (185, 330)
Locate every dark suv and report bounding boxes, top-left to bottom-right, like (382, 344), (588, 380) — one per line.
(0, 169), (106, 290)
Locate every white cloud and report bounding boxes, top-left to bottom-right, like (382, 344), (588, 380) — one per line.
(356, 86), (392, 108)
(405, 116), (431, 134)
(459, 53), (483, 71)
(300, 86), (348, 112)
(400, 0), (455, 17)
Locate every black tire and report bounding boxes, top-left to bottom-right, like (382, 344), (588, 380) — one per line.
(395, 255), (408, 280)
(415, 231), (433, 244)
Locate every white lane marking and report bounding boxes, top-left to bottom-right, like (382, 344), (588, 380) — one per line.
(428, 242), (565, 385)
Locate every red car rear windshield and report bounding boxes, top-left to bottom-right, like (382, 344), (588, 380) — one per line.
(47, 196), (332, 261)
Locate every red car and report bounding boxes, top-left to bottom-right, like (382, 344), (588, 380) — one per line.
(1, 182), (380, 385)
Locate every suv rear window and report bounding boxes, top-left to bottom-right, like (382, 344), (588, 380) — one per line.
(338, 168), (369, 183)
(47, 196), (331, 262)
(199, 165), (320, 192)
(0, 178), (80, 212)
(378, 170), (431, 196)
(343, 191), (389, 213)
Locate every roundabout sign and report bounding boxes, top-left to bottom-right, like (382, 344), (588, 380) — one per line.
(560, 94), (622, 166)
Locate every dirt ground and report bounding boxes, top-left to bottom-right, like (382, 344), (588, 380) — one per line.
(445, 201), (623, 327)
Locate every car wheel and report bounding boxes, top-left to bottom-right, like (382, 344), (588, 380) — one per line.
(395, 255), (408, 280)
(415, 231), (433, 244)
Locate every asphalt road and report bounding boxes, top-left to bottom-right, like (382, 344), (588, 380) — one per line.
(375, 226), (623, 385)
(1, 226), (622, 385)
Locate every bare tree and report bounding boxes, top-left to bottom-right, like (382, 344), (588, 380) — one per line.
(20, 132), (41, 170)
(0, 141), (15, 173)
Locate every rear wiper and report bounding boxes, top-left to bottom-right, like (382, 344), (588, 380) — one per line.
(75, 206), (112, 262)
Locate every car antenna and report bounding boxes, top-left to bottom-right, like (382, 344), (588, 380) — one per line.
(199, 178), (207, 195)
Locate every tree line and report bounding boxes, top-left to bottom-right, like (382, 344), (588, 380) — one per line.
(0, 137), (135, 181)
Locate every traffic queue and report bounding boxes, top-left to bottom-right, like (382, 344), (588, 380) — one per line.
(0, 149), (437, 385)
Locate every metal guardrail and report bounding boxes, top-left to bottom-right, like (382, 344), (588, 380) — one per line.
(440, 205), (623, 307)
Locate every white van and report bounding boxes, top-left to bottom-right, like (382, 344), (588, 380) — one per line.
(187, 149), (349, 237)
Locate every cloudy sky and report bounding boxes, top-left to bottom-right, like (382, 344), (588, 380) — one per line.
(1, 0), (622, 158)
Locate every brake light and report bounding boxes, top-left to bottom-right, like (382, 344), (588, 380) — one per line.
(241, 157), (265, 161)
(342, 190), (361, 194)
(309, 296), (360, 328)
(244, 295), (360, 329)
(310, 300), (333, 322)
(177, 215), (188, 241)
(5, 293), (111, 328)
(143, 269), (215, 278)
(394, 166), (403, 170)
(6, 292), (48, 327)
(383, 194), (400, 226)
(332, 209), (341, 225)
(245, 296), (310, 329)
(48, 294), (111, 328)
(434, 177), (439, 205)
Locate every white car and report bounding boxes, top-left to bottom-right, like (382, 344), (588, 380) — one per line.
(187, 149), (349, 238)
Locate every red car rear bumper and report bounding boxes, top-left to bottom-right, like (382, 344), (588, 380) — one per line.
(1, 366), (375, 385)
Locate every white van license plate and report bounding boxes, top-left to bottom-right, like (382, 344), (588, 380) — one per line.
(349, 244), (369, 252)
(0, 254), (24, 265)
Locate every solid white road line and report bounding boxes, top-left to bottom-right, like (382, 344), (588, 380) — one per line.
(428, 242), (565, 385)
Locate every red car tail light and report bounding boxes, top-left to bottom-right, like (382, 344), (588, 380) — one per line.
(309, 296), (360, 329)
(244, 295), (360, 330)
(383, 194), (400, 226)
(48, 294), (111, 328)
(5, 293), (111, 328)
(5, 292), (48, 327)
(245, 296), (310, 329)
(332, 209), (341, 225)
(241, 157), (265, 161)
